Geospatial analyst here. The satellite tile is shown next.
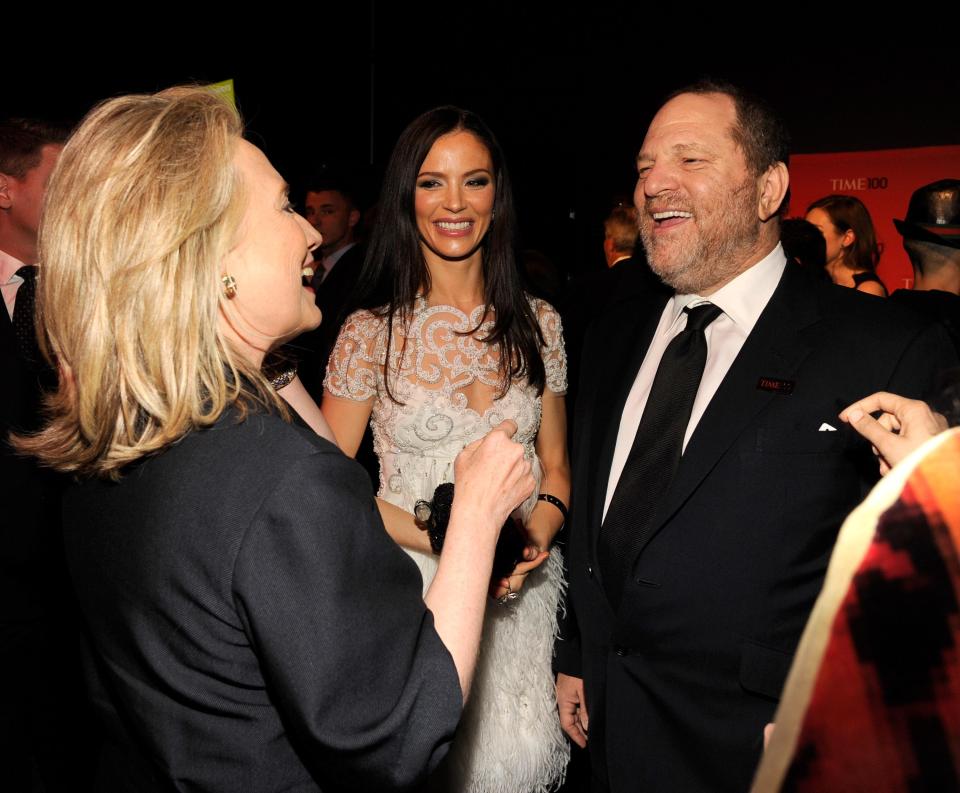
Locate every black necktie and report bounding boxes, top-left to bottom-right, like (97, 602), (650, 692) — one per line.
(598, 302), (723, 608)
(11, 265), (40, 363)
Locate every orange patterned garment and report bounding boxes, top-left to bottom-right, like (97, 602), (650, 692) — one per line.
(781, 430), (960, 792)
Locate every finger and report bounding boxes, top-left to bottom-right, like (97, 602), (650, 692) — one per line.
(492, 419), (519, 439)
(579, 689), (590, 732)
(562, 720), (587, 748)
(877, 412), (900, 433)
(844, 408), (902, 462)
(558, 708), (587, 748)
(461, 436), (484, 453)
(510, 551), (550, 577)
(840, 392), (911, 422)
(572, 721), (588, 748)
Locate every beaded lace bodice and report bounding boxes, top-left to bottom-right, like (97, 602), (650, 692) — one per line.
(324, 295), (567, 506)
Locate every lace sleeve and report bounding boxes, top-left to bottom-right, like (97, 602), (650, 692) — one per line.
(323, 310), (384, 402)
(532, 298), (568, 395)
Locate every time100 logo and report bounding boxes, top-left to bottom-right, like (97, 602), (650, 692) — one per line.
(828, 177), (888, 191)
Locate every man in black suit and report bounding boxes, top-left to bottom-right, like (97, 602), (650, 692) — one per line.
(555, 81), (956, 793)
(293, 177), (366, 400)
(1, 118), (96, 792)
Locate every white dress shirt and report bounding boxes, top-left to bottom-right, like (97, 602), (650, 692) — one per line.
(602, 245), (787, 521)
(0, 248), (29, 321)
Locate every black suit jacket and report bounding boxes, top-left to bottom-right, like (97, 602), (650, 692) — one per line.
(889, 287), (960, 360)
(64, 407), (461, 792)
(557, 263), (957, 793)
(0, 278), (63, 622)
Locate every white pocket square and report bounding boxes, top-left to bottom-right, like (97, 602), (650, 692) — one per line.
(818, 422), (837, 432)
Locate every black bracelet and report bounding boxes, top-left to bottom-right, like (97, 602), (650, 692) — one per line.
(537, 493), (568, 522)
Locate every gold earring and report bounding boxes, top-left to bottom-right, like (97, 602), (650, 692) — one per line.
(221, 274), (237, 299)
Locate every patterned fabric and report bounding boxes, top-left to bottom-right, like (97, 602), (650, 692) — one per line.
(752, 428), (960, 793)
(325, 295), (569, 793)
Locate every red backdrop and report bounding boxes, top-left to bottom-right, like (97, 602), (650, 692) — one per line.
(788, 146), (960, 292)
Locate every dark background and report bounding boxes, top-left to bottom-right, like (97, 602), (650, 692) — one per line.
(4, 9), (958, 277)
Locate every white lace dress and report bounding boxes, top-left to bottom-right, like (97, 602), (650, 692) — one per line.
(325, 295), (569, 793)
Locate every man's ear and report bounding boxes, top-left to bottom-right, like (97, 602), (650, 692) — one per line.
(0, 173), (13, 210)
(348, 208), (361, 230)
(758, 162), (789, 222)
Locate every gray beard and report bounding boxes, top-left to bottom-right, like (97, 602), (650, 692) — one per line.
(640, 182), (761, 294)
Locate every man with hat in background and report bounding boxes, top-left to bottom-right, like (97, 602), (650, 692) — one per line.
(890, 179), (960, 355)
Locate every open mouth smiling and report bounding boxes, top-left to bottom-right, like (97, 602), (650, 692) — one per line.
(433, 219), (475, 236)
(651, 209), (693, 229)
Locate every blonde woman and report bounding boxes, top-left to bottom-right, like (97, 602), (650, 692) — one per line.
(18, 87), (533, 793)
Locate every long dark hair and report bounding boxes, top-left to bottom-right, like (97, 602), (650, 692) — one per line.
(807, 194), (882, 272)
(355, 106), (545, 401)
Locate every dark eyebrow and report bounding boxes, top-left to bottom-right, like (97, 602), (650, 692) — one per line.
(417, 168), (493, 178)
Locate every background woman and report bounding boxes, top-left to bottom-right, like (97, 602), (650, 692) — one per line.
(18, 88), (534, 792)
(322, 106), (569, 792)
(806, 194), (887, 296)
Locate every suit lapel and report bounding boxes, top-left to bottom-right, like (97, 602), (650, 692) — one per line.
(630, 265), (821, 559)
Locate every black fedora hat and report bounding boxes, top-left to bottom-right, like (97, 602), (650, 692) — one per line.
(894, 179), (960, 249)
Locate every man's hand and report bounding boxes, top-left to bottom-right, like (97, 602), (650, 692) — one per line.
(556, 672), (589, 748)
(840, 392), (948, 475)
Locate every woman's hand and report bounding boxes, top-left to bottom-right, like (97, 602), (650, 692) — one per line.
(490, 542), (550, 601)
(840, 391), (948, 475)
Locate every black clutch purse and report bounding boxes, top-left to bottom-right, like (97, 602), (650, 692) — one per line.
(414, 482), (528, 581)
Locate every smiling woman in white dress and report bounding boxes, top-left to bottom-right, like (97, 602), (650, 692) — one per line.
(321, 106), (570, 793)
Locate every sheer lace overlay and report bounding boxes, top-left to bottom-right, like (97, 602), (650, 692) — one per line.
(325, 295), (569, 793)
(326, 295), (567, 504)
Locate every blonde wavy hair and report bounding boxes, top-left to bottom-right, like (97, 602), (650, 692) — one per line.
(17, 87), (285, 479)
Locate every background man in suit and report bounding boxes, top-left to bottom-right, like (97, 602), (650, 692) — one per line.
(889, 179), (960, 356)
(1, 119), (97, 792)
(554, 82), (956, 793)
(294, 177), (365, 400)
(304, 179), (362, 287)
(602, 203), (639, 268)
